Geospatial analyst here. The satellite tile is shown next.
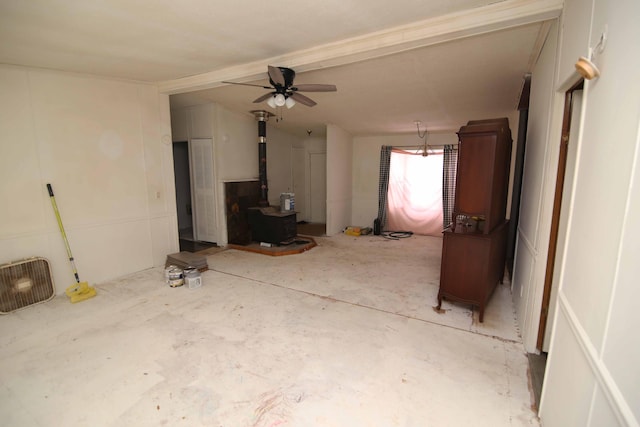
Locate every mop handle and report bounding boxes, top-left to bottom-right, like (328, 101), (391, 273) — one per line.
(47, 184), (81, 283)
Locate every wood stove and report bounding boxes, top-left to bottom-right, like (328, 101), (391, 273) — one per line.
(248, 207), (297, 244)
(246, 110), (297, 244)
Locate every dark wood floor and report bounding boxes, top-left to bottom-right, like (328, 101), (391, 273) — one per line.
(178, 226), (218, 253)
(296, 222), (326, 236)
(179, 238), (218, 253)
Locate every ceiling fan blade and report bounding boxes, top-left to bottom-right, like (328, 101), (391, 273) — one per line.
(222, 81), (272, 89)
(290, 92), (317, 107)
(291, 84), (337, 92)
(268, 65), (285, 86)
(253, 92), (275, 103)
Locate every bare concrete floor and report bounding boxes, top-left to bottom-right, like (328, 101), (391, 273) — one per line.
(0, 234), (538, 426)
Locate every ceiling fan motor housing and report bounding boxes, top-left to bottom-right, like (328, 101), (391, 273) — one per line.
(270, 67), (296, 91)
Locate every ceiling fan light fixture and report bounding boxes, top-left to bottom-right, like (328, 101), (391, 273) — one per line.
(285, 97), (296, 109)
(274, 93), (286, 107)
(225, 66), (337, 108)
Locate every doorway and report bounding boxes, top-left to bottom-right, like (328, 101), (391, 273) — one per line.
(292, 148), (326, 237)
(528, 80), (584, 410)
(172, 139), (218, 252)
(537, 80), (584, 351)
(173, 142), (193, 243)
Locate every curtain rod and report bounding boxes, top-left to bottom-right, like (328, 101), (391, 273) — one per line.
(391, 143), (458, 149)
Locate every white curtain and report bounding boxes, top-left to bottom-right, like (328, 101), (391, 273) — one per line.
(387, 150), (443, 236)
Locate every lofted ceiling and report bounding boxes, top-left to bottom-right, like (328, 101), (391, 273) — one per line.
(0, 0), (562, 137)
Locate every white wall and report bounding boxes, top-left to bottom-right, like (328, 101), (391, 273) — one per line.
(215, 108), (300, 244)
(292, 136), (327, 222)
(351, 132), (459, 228)
(513, 0), (640, 424)
(265, 126), (300, 207)
(0, 65), (177, 295)
(326, 124), (353, 235)
(170, 104), (302, 245)
(512, 20), (563, 354)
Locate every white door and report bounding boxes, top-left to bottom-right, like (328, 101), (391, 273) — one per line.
(292, 147), (307, 221)
(309, 152), (327, 223)
(190, 138), (217, 243)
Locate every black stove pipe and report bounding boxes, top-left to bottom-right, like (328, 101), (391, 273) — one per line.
(253, 111), (272, 207)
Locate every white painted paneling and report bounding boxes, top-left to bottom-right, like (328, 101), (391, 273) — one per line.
(139, 86), (178, 265)
(215, 107), (257, 182)
(265, 126), (297, 207)
(602, 154), (640, 422)
(589, 388), (622, 427)
(189, 104), (214, 139)
(539, 306), (596, 426)
(30, 71), (150, 224)
(70, 219), (153, 282)
(511, 232), (535, 338)
(326, 124), (352, 235)
(556, 0), (593, 87)
(139, 86), (175, 215)
(540, 0), (640, 425)
(149, 215), (179, 269)
(351, 136), (384, 227)
(0, 67), (44, 237)
(558, 13), (639, 352)
(516, 24), (559, 246)
(170, 107), (189, 142)
(309, 152), (327, 223)
(597, 2), (640, 418)
(512, 19), (561, 353)
(0, 65), (177, 294)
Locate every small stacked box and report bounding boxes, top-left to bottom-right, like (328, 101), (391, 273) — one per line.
(165, 252), (208, 272)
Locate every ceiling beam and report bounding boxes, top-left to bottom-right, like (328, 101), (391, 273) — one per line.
(158, 0), (562, 95)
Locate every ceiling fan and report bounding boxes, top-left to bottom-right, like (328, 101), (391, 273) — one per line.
(223, 65), (337, 108)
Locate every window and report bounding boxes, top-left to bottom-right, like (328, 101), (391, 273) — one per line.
(387, 150), (444, 236)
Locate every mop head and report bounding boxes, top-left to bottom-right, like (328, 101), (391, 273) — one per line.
(65, 281), (97, 303)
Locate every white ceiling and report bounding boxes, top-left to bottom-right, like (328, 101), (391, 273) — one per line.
(0, 0), (562, 136)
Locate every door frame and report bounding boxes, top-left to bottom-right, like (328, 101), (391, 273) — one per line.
(536, 79), (584, 350)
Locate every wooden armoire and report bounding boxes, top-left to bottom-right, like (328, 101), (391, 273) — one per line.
(437, 118), (512, 322)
